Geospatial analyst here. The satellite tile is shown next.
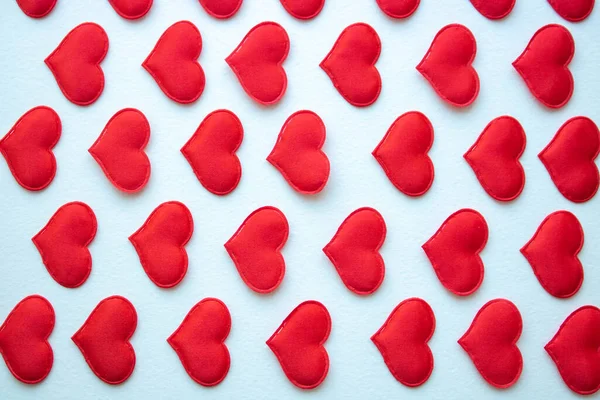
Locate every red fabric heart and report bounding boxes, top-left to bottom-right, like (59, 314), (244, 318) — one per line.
(45, 23), (108, 106)
(129, 201), (194, 288)
(373, 111), (434, 197)
(0, 106), (61, 191)
(459, 299), (523, 388)
(168, 298), (231, 387)
(181, 109), (243, 196)
(546, 305), (600, 395)
(267, 110), (330, 195)
(0, 295), (54, 384)
(539, 117), (599, 203)
(16, 0), (56, 18)
(320, 23), (381, 107)
(371, 298), (435, 387)
(225, 206), (288, 293)
(375, 0), (420, 18)
(89, 108), (151, 193)
(108, 0), (153, 19)
(198, 0), (243, 19)
(464, 116), (526, 202)
(267, 301), (331, 389)
(469, 0), (516, 19)
(513, 24), (574, 109)
(143, 21), (205, 104)
(417, 24), (479, 107)
(422, 209), (487, 296)
(521, 211), (584, 298)
(548, 0), (595, 22)
(72, 296), (137, 385)
(32, 202), (97, 288)
(226, 22), (289, 105)
(280, 0), (324, 19)
(323, 207), (386, 295)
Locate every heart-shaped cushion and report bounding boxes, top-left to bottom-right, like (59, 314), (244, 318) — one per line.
(469, 0), (516, 19)
(16, 0), (57, 18)
(280, 0), (324, 19)
(108, 0), (153, 19)
(198, 0), (243, 18)
(375, 0), (420, 18)
(547, 0), (595, 22)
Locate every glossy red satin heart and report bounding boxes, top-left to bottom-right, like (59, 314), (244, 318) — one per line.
(321, 23), (381, 107)
(268, 110), (330, 194)
(143, 21), (205, 104)
(469, 0), (516, 19)
(45, 23), (108, 106)
(198, 0), (243, 18)
(267, 301), (331, 390)
(371, 298), (435, 387)
(108, 0), (153, 19)
(422, 209), (488, 296)
(464, 116), (526, 202)
(72, 296), (137, 385)
(0, 295), (54, 384)
(280, 0), (324, 19)
(323, 207), (386, 295)
(375, 0), (420, 18)
(225, 206), (288, 293)
(373, 111), (434, 197)
(168, 298), (231, 387)
(0, 106), (61, 191)
(16, 0), (56, 18)
(548, 0), (595, 22)
(129, 201), (194, 288)
(89, 108), (151, 193)
(459, 299), (523, 388)
(181, 110), (243, 196)
(32, 202), (97, 288)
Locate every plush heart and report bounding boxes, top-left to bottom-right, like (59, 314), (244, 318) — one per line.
(459, 299), (523, 388)
(0, 106), (61, 191)
(267, 110), (330, 194)
(422, 209), (488, 296)
(280, 0), (324, 19)
(545, 305), (600, 395)
(32, 202), (97, 288)
(168, 298), (231, 386)
(198, 0), (243, 18)
(469, 0), (516, 19)
(539, 117), (599, 203)
(89, 108), (151, 193)
(0, 295), (54, 384)
(16, 0), (56, 18)
(371, 298), (435, 387)
(226, 22), (289, 105)
(323, 207), (386, 295)
(547, 0), (595, 22)
(267, 301), (331, 389)
(225, 206), (288, 293)
(108, 0), (153, 19)
(320, 23), (381, 107)
(45, 23), (108, 106)
(521, 211), (584, 298)
(181, 109), (243, 195)
(513, 24), (574, 109)
(72, 296), (137, 385)
(129, 201), (194, 288)
(375, 0), (420, 18)
(373, 111), (434, 197)
(143, 21), (205, 104)
(417, 24), (479, 107)
(464, 116), (526, 202)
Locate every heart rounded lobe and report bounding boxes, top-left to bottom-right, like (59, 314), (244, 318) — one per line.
(108, 0), (153, 19)
(469, 0), (516, 19)
(548, 0), (595, 22)
(16, 0), (57, 18)
(375, 0), (420, 18)
(198, 0), (243, 18)
(280, 0), (324, 19)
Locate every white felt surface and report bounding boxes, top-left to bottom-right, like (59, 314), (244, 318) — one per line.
(0, 1), (599, 399)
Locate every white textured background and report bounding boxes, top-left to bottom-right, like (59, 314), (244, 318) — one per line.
(0, 1), (599, 399)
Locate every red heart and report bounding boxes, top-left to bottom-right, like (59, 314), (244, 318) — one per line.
(168, 298), (231, 386)
(548, 0), (595, 22)
(373, 111), (434, 197)
(32, 202), (97, 288)
(143, 21), (205, 104)
(422, 209), (487, 296)
(539, 117), (599, 203)
(225, 206), (288, 293)
(16, 0), (56, 18)
(0, 295), (54, 384)
(129, 201), (194, 288)
(469, 0), (516, 19)
(464, 116), (526, 202)
(72, 296), (137, 385)
(323, 207), (386, 295)
(198, 0), (243, 18)
(45, 23), (108, 106)
(417, 24), (479, 107)
(521, 211), (584, 298)
(375, 0), (419, 18)
(108, 0), (153, 19)
(320, 23), (381, 107)
(181, 109), (243, 196)
(371, 298), (435, 387)
(89, 108), (151, 193)
(546, 305), (600, 395)
(280, 0), (324, 19)
(267, 301), (331, 389)
(513, 24), (574, 109)
(459, 299), (523, 388)
(226, 22), (289, 105)
(267, 110), (330, 194)
(0, 106), (61, 191)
